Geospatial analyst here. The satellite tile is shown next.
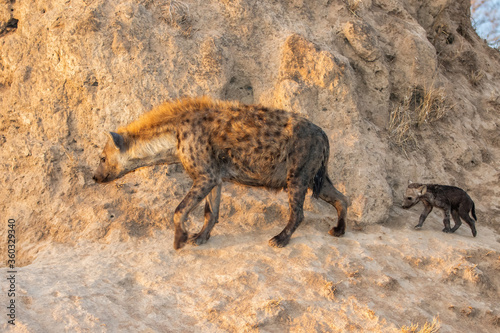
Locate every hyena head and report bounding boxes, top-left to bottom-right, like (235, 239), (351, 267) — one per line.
(402, 182), (427, 209)
(93, 132), (130, 183)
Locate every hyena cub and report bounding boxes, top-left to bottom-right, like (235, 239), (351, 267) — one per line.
(93, 97), (348, 249)
(402, 182), (477, 237)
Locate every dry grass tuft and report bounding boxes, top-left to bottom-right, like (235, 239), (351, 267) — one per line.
(343, 0), (361, 17)
(400, 316), (441, 333)
(263, 299), (284, 316)
(470, 69), (485, 86)
(323, 281), (342, 300)
(413, 85), (448, 126)
(389, 84), (452, 153)
(161, 0), (192, 37)
(389, 92), (416, 151)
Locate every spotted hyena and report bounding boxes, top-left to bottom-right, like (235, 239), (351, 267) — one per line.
(402, 182), (477, 237)
(93, 97), (348, 249)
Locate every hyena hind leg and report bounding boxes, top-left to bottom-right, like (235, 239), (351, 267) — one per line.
(318, 177), (348, 237)
(450, 209), (462, 233)
(269, 181), (308, 248)
(442, 209), (452, 233)
(188, 183), (222, 246)
(459, 205), (477, 237)
(269, 139), (326, 248)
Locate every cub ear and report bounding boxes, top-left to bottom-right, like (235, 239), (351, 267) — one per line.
(417, 185), (427, 196)
(408, 180), (413, 185)
(108, 132), (125, 151)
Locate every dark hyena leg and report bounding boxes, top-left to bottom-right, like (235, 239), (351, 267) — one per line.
(269, 179), (308, 248)
(415, 201), (433, 229)
(173, 179), (217, 250)
(318, 177), (348, 237)
(269, 125), (325, 248)
(442, 208), (452, 233)
(269, 145), (321, 247)
(188, 183), (222, 246)
(450, 209), (462, 233)
(459, 205), (477, 237)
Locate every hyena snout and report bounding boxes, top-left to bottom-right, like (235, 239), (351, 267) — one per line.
(93, 164), (107, 183)
(92, 174), (105, 183)
(92, 170), (119, 183)
(402, 198), (417, 209)
(92, 166), (116, 183)
(92, 173), (106, 183)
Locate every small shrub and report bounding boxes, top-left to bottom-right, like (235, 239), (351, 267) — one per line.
(400, 316), (441, 333)
(389, 84), (452, 152)
(412, 85), (448, 126)
(389, 91), (416, 151)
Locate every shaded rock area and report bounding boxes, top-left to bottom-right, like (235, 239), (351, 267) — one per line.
(1, 0), (499, 332)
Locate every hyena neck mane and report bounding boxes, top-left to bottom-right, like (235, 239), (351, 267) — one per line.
(117, 97), (214, 168)
(126, 133), (178, 162)
(121, 96), (217, 139)
(116, 97), (226, 166)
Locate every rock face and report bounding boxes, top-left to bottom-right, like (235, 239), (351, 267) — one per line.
(1, 0), (500, 332)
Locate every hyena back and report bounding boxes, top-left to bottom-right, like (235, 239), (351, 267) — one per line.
(93, 97), (348, 249)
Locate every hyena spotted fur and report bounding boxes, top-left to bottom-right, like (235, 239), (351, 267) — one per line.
(93, 97), (348, 249)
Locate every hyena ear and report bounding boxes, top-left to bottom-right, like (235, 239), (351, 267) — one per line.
(417, 185), (427, 196)
(108, 132), (125, 151)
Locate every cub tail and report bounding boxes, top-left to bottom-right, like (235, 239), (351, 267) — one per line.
(471, 201), (477, 221)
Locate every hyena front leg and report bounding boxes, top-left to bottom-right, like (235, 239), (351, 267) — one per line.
(318, 176), (348, 237)
(188, 183), (222, 246)
(173, 179), (217, 250)
(415, 201), (433, 229)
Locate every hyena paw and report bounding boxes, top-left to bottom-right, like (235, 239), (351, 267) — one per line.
(414, 224), (422, 230)
(329, 226), (345, 237)
(269, 234), (290, 248)
(188, 232), (210, 246)
(173, 230), (188, 250)
(442, 228), (452, 233)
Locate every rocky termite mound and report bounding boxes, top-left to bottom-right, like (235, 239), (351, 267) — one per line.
(1, 0), (499, 332)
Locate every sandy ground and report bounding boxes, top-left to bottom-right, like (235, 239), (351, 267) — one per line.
(2, 200), (499, 332)
(2, 1), (500, 332)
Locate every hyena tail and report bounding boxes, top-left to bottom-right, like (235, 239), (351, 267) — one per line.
(312, 161), (327, 199)
(312, 135), (330, 199)
(471, 202), (477, 221)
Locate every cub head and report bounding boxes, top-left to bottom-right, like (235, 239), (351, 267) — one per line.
(402, 182), (427, 209)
